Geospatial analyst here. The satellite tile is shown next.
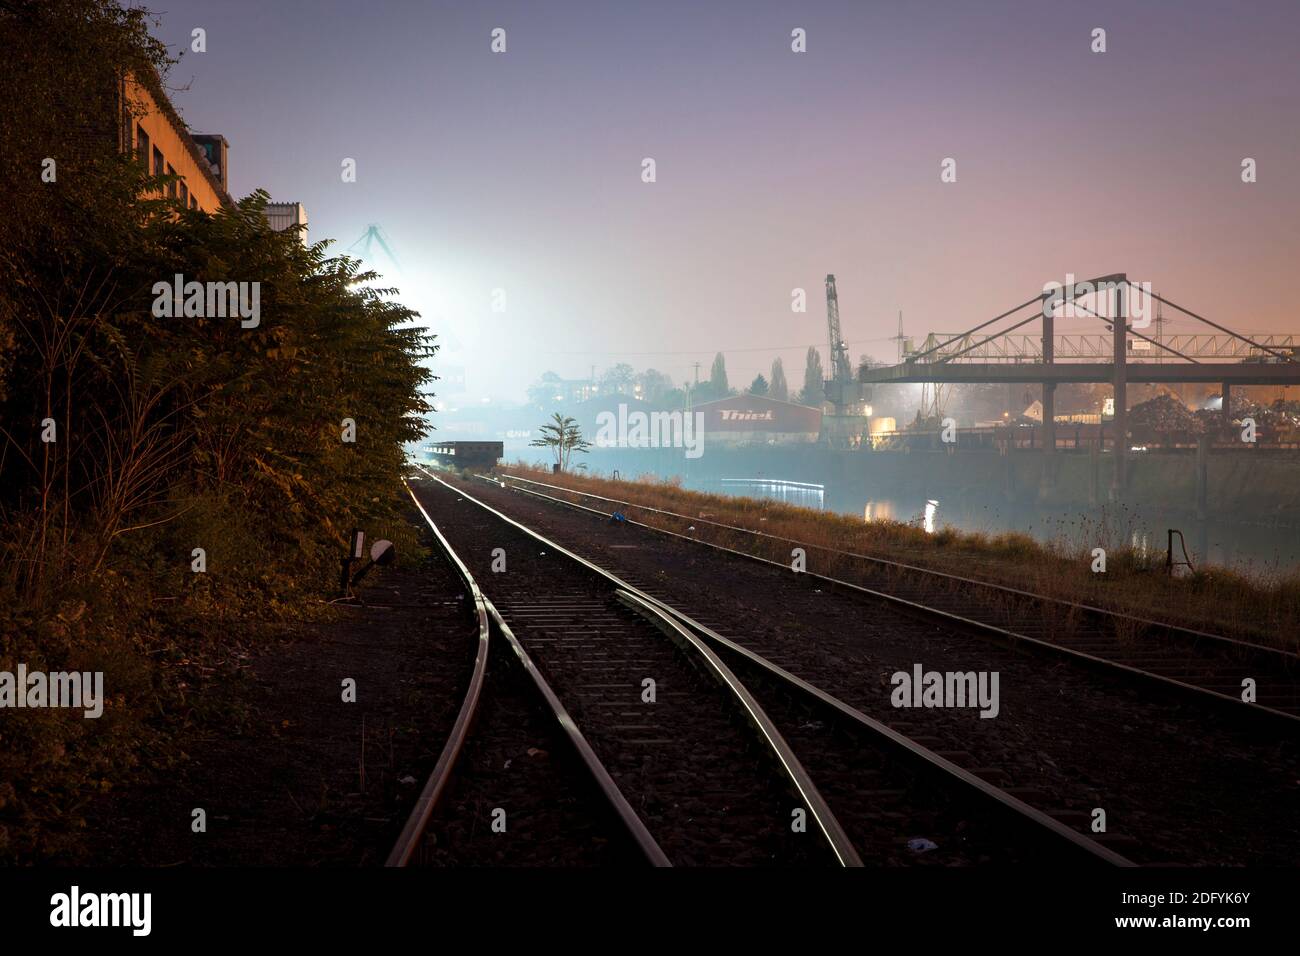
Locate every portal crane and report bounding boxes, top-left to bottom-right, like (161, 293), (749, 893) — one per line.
(823, 273), (864, 413)
(825, 274), (853, 390)
(347, 224), (401, 273)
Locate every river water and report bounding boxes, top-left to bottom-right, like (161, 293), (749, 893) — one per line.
(692, 477), (1300, 578)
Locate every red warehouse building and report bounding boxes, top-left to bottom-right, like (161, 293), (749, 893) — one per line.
(694, 395), (823, 446)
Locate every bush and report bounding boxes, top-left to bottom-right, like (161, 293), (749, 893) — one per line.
(0, 0), (434, 860)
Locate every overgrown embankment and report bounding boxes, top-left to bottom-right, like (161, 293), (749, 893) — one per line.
(0, 1), (433, 861)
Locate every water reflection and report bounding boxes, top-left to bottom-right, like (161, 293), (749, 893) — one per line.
(853, 493), (1297, 576)
(712, 478), (825, 509)
(864, 501), (897, 523)
(866, 498), (939, 534)
(691, 476), (1299, 575)
(1130, 530), (1150, 559)
(924, 499), (939, 535)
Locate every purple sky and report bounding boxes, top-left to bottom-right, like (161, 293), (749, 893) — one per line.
(144, 0), (1300, 400)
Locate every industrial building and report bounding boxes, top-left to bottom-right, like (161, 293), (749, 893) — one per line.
(263, 201), (309, 244)
(116, 68), (305, 233)
(120, 70), (229, 212)
(694, 395), (822, 446)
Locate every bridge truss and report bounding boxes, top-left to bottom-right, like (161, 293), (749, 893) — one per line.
(858, 274), (1300, 499)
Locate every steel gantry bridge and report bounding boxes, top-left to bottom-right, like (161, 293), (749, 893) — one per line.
(857, 274), (1300, 496)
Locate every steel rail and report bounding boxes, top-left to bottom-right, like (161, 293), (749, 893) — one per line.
(483, 593), (672, 866)
(497, 472), (1295, 663)
(415, 467), (859, 866)
(616, 589), (863, 867)
(490, 473), (1299, 727)
(628, 588), (1135, 867)
(386, 477), (491, 867)
(423, 468), (1133, 865)
(391, 473), (670, 867)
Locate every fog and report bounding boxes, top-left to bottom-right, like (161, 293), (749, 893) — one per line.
(147, 0), (1300, 406)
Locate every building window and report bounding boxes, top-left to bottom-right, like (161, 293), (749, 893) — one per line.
(179, 181), (189, 206)
(136, 125), (150, 166)
(152, 146), (164, 177)
(166, 164), (176, 197)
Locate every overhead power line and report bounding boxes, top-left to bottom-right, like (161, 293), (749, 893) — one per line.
(542, 335), (897, 358)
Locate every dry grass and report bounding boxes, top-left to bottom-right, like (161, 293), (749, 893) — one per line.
(502, 463), (1299, 651)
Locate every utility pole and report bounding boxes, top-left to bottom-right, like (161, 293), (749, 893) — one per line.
(692, 361), (700, 387)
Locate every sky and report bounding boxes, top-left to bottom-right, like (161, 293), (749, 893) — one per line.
(140, 0), (1300, 401)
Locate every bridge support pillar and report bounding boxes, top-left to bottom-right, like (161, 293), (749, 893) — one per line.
(1221, 382), (1232, 431)
(1195, 435), (1209, 520)
(1003, 439), (1015, 503)
(1089, 435), (1100, 506)
(1039, 305), (1056, 501)
(1110, 281), (1127, 501)
(1038, 383), (1057, 501)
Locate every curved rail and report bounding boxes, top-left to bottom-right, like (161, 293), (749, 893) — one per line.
(390, 473), (670, 866)
(416, 467), (859, 866)
(482, 594), (672, 866)
(422, 467), (1131, 866)
(386, 477), (491, 867)
(493, 472), (1300, 727)
(616, 589), (862, 866)
(626, 588), (1134, 866)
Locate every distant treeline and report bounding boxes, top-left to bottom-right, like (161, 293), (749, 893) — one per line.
(527, 348), (831, 409)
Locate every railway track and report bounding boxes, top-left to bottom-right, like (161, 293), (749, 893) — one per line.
(387, 481), (666, 867)
(411, 467), (1133, 866)
(493, 472), (1300, 726)
(443, 469), (1300, 865)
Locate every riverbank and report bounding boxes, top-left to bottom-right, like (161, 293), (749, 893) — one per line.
(500, 464), (1300, 650)
(559, 444), (1300, 527)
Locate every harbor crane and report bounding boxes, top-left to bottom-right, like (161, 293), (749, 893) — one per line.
(347, 224), (402, 273)
(821, 274), (872, 443)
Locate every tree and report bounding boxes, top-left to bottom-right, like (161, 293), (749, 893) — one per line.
(0, 0), (435, 850)
(769, 358), (789, 401)
(635, 368), (673, 405)
(526, 371), (564, 409)
(709, 352), (729, 396)
(530, 413), (591, 471)
(599, 363), (635, 396)
(748, 374), (769, 396)
(799, 346), (825, 405)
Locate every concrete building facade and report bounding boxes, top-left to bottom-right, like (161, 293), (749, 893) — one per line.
(117, 69), (305, 232)
(119, 71), (229, 212)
